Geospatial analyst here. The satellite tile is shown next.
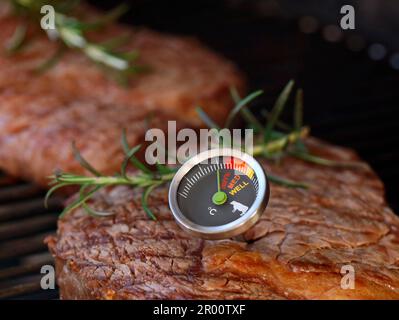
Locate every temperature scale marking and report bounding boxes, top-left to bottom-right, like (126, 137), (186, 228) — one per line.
(169, 149), (269, 239)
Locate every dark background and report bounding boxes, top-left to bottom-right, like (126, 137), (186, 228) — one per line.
(91, 0), (399, 212)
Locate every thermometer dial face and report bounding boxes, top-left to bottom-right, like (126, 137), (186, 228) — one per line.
(169, 149), (269, 239)
(177, 156), (258, 227)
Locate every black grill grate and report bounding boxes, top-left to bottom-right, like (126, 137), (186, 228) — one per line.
(0, 175), (63, 300)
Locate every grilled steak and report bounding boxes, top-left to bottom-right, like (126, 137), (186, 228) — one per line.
(0, 97), (186, 186)
(46, 139), (399, 299)
(0, 2), (244, 186)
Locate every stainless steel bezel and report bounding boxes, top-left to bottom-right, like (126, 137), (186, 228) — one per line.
(168, 148), (269, 239)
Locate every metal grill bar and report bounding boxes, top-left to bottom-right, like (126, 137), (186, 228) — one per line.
(0, 198), (62, 222)
(0, 277), (43, 299)
(0, 215), (58, 240)
(0, 184), (43, 203)
(0, 254), (53, 280)
(0, 176), (63, 299)
(0, 232), (54, 261)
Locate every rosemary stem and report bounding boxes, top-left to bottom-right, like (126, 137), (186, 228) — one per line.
(253, 127), (310, 156)
(11, 1), (142, 80)
(289, 151), (367, 169)
(268, 174), (309, 189)
(55, 172), (175, 186)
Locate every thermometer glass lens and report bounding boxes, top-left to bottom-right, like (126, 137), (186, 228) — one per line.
(176, 156), (259, 227)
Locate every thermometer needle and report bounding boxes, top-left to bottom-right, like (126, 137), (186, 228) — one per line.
(212, 169), (227, 205)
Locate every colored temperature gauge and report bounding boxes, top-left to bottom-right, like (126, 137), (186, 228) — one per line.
(168, 148), (269, 239)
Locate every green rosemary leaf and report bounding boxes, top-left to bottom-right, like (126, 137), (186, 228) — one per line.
(77, 183), (92, 202)
(34, 46), (66, 74)
(84, 44), (129, 70)
(293, 140), (308, 153)
(56, 16), (86, 48)
(71, 141), (102, 176)
(78, 4), (129, 31)
(294, 89), (303, 131)
(224, 90), (263, 128)
(99, 33), (131, 50)
(113, 64), (150, 87)
(121, 129), (152, 174)
(268, 174), (309, 189)
(121, 144), (142, 180)
(244, 111), (264, 133)
(82, 202), (113, 217)
(118, 50), (139, 62)
(252, 127), (309, 157)
(100, 3), (129, 22)
(230, 87), (263, 133)
(289, 151), (367, 169)
(195, 106), (220, 130)
(53, 173), (97, 185)
(59, 184), (103, 218)
(269, 131), (286, 140)
(156, 162), (177, 175)
(265, 136), (289, 154)
(262, 109), (292, 131)
(44, 181), (73, 208)
(57, 0), (81, 14)
(5, 24), (27, 54)
(12, 0), (44, 13)
(264, 80), (294, 141)
(60, 4), (128, 32)
(229, 86), (241, 103)
(126, 64), (151, 75)
(142, 184), (161, 221)
(136, 176), (159, 188)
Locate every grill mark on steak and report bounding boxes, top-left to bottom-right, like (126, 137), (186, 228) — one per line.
(47, 138), (399, 299)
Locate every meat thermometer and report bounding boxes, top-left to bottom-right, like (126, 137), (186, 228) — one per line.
(168, 148), (269, 239)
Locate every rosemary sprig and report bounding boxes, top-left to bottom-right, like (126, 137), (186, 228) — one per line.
(288, 150), (367, 169)
(47, 80), (365, 219)
(34, 46), (66, 74)
(8, 0), (144, 82)
(195, 106), (220, 130)
(229, 87), (264, 134)
(252, 127), (310, 157)
(45, 131), (175, 219)
(224, 90), (263, 129)
(121, 129), (152, 174)
(5, 24), (27, 54)
(294, 89), (304, 132)
(267, 174), (309, 189)
(197, 79), (365, 188)
(264, 80), (294, 141)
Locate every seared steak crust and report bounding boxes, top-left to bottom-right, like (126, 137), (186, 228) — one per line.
(46, 139), (399, 299)
(0, 96), (182, 186)
(0, 3), (244, 186)
(0, 3), (244, 123)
